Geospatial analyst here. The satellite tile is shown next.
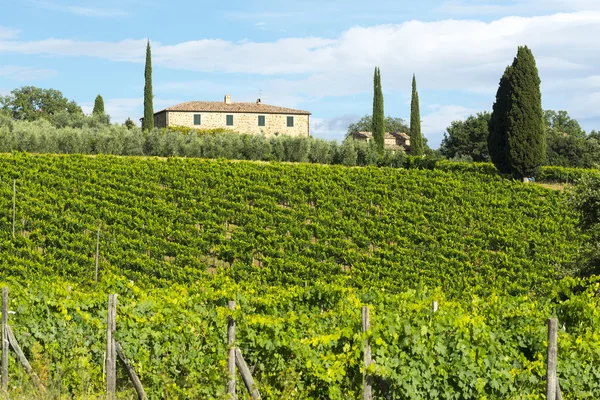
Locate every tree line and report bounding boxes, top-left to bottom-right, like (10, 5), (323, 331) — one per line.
(0, 86), (136, 129)
(0, 116), (408, 167)
(438, 46), (598, 171)
(440, 110), (600, 169)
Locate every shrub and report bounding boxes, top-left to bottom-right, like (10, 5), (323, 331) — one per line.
(340, 139), (358, 166)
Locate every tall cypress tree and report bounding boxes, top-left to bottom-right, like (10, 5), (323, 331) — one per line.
(92, 95), (105, 116)
(372, 67), (385, 152)
(488, 66), (512, 174)
(506, 46), (545, 179)
(488, 46), (545, 178)
(142, 40), (154, 131)
(410, 74), (424, 156)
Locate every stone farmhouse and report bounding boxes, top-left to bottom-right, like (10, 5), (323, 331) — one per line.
(151, 95), (311, 137)
(351, 131), (411, 152)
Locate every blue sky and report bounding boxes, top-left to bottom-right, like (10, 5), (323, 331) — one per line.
(2, 0), (600, 147)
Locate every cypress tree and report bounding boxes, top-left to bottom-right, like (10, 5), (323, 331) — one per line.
(372, 67), (385, 152)
(92, 95), (105, 116)
(124, 117), (135, 130)
(409, 74), (424, 156)
(142, 40), (154, 131)
(488, 66), (512, 174)
(506, 46), (545, 179)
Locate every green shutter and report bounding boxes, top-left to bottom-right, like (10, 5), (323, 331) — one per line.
(258, 115), (265, 126)
(287, 116), (294, 127)
(226, 115), (234, 126)
(193, 114), (201, 125)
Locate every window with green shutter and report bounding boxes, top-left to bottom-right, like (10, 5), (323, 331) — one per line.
(226, 115), (234, 126)
(258, 115), (265, 126)
(193, 114), (201, 125)
(287, 116), (294, 127)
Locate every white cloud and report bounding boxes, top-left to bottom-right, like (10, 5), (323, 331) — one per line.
(555, 75), (600, 91)
(536, 57), (591, 71)
(31, 1), (129, 17)
(540, 75), (600, 121)
(3, 11), (599, 84)
(154, 37), (338, 75)
(567, 91), (600, 119)
(311, 114), (360, 141)
(0, 38), (146, 61)
(422, 105), (480, 146)
(0, 65), (58, 81)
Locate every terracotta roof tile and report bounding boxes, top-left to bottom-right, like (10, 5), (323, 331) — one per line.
(158, 101), (311, 115)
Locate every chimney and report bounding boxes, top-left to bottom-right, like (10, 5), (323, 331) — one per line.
(256, 98), (261, 104)
(224, 94), (232, 104)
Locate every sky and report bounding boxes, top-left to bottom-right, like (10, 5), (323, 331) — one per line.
(2, 0), (600, 148)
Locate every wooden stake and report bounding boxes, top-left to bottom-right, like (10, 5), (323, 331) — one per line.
(228, 301), (236, 399)
(11, 180), (15, 239)
(362, 306), (372, 400)
(6, 325), (46, 393)
(546, 318), (558, 400)
(95, 227), (100, 287)
(235, 347), (261, 400)
(556, 381), (563, 400)
(115, 340), (147, 400)
(106, 294), (117, 400)
(1, 287), (7, 393)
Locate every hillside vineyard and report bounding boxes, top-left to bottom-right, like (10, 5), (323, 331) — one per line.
(1, 154), (598, 399)
(0, 154), (579, 295)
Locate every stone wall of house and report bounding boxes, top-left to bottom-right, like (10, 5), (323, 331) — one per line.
(166, 111), (310, 137)
(384, 137), (397, 147)
(154, 111), (167, 128)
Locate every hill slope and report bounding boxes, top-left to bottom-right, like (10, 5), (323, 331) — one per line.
(0, 153), (580, 296)
(1, 154), (597, 399)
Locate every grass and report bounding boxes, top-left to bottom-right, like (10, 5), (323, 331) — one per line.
(536, 182), (569, 191)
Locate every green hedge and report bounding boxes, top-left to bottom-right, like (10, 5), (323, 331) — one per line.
(407, 159), (600, 184)
(537, 166), (600, 183)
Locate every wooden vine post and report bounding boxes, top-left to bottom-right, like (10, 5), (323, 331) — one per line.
(228, 301), (236, 399)
(115, 341), (147, 400)
(95, 227), (100, 287)
(362, 306), (372, 400)
(105, 293), (146, 400)
(106, 294), (117, 400)
(226, 301), (261, 399)
(546, 318), (562, 400)
(6, 325), (46, 393)
(235, 348), (261, 400)
(11, 180), (15, 239)
(2, 287), (7, 393)
(1, 287), (46, 394)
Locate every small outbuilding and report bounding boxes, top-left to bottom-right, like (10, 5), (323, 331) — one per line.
(351, 131), (410, 152)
